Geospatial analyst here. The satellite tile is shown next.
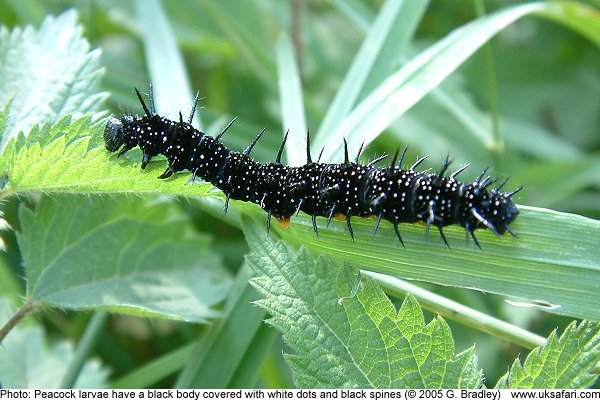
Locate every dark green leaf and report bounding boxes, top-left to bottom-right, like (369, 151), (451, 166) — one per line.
(17, 195), (231, 322)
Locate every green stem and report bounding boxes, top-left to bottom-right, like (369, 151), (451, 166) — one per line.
(0, 298), (36, 345)
(60, 311), (109, 388)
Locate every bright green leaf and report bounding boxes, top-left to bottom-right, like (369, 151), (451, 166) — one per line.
(316, 0), (427, 156)
(243, 216), (482, 388)
(495, 321), (600, 388)
(17, 195), (231, 322)
(1, 114), (215, 197)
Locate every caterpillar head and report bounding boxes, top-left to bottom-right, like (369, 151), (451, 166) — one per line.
(470, 189), (520, 236)
(488, 193), (519, 234)
(104, 115), (134, 152)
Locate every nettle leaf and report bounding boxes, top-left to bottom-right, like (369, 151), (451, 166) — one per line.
(495, 321), (600, 389)
(0, 112), (218, 197)
(0, 9), (106, 150)
(243, 217), (482, 388)
(16, 195), (231, 322)
(0, 324), (109, 389)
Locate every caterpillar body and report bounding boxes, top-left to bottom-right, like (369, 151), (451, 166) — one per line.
(104, 86), (521, 248)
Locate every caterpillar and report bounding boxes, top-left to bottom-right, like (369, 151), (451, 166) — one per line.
(104, 86), (521, 248)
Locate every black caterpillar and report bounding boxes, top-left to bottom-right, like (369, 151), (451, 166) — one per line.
(104, 86), (521, 248)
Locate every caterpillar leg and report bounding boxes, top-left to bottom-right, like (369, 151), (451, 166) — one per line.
(438, 226), (450, 249)
(141, 153), (151, 169)
(117, 145), (134, 158)
(505, 225), (518, 237)
(158, 166), (173, 179)
(393, 223), (405, 248)
(266, 210), (272, 233)
(187, 169), (198, 184)
(311, 213), (319, 237)
(224, 194), (231, 214)
(465, 224), (482, 250)
(373, 214), (383, 236)
(326, 205), (336, 227)
(346, 214), (354, 241)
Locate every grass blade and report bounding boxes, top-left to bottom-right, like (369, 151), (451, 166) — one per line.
(175, 266), (268, 388)
(273, 205), (600, 322)
(318, 1), (600, 162)
(135, 0), (200, 128)
(277, 34), (307, 167)
(315, 0), (426, 159)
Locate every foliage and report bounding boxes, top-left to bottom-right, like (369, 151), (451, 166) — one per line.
(17, 195), (231, 322)
(0, 0), (599, 390)
(496, 321), (600, 389)
(245, 217), (483, 388)
(0, 10), (106, 150)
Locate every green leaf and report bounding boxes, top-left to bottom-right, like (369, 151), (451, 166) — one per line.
(196, 2), (277, 83)
(17, 195), (231, 322)
(394, 79), (582, 166)
(0, 322), (109, 388)
(331, 0), (374, 32)
(243, 216), (482, 388)
(512, 158), (600, 209)
(274, 205), (600, 322)
(1, 115), (213, 196)
(0, 255), (22, 305)
(495, 321), (600, 389)
(0, 9), (106, 150)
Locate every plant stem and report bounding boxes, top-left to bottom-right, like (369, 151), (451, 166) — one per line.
(60, 311), (109, 388)
(0, 298), (36, 344)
